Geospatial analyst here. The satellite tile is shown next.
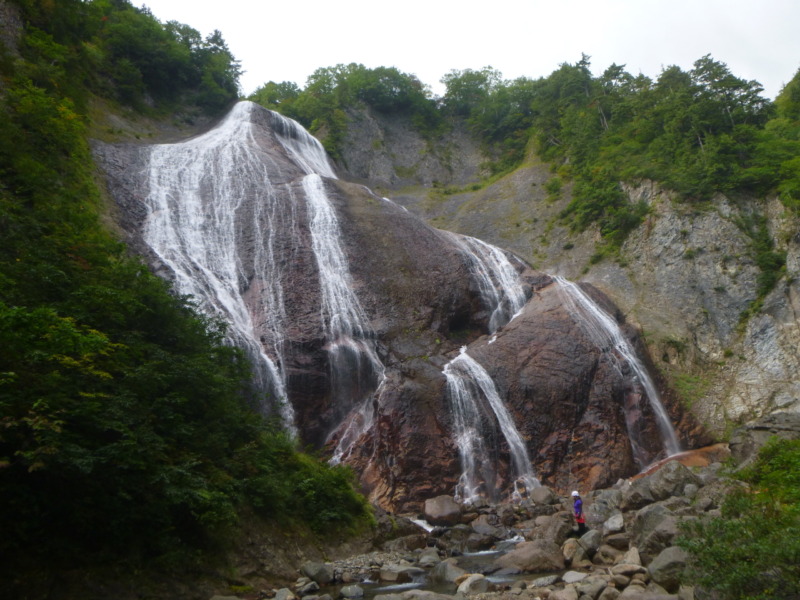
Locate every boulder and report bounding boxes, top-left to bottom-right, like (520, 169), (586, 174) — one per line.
(587, 489), (623, 526)
(300, 562), (335, 585)
(605, 532), (632, 550)
(645, 461), (702, 501)
(339, 585), (364, 599)
(466, 533), (496, 552)
(621, 479), (656, 511)
(530, 574), (560, 587)
(576, 576), (610, 598)
(593, 543), (623, 565)
(495, 539), (565, 573)
(631, 505), (683, 564)
(604, 510), (625, 534)
(620, 547), (642, 566)
(531, 485), (560, 505)
(457, 574), (491, 595)
(597, 587), (621, 600)
(550, 586), (579, 600)
(578, 528), (603, 556)
(528, 511), (574, 546)
(417, 547), (441, 568)
(611, 564), (648, 577)
(428, 558), (467, 584)
(424, 496), (462, 526)
(562, 570), (588, 584)
(562, 538), (589, 565)
(648, 546), (689, 593)
(470, 513), (505, 538)
(379, 564), (425, 583)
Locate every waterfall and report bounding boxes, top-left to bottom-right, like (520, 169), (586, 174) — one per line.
(445, 347), (539, 504)
(302, 173), (386, 463)
(553, 276), (681, 464)
(441, 233), (537, 502)
(142, 101), (296, 429)
(269, 112), (337, 179)
(444, 232), (528, 331)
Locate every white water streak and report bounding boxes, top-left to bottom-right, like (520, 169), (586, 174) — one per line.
(553, 276), (681, 460)
(445, 232), (528, 331)
(302, 173), (386, 463)
(143, 101), (294, 429)
(445, 348), (539, 504)
(270, 112), (337, 178)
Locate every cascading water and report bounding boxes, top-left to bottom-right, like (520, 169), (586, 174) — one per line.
(301, 173), (386, 463)
(142, 101), (296, 429)
(444, 232), (528, 331)
(445, 348), (539, 504)
(442, 234), (536, 503)
(553, 276), (681, 465)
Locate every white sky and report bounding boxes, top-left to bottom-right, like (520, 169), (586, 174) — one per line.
(137, 0), (800, 100)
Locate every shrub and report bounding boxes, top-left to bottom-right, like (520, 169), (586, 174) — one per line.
(679, 438), (800, 599)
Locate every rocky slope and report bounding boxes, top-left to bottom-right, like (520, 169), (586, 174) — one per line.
(333, 106), (800, 440)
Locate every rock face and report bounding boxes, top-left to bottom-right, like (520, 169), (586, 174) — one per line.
(337, 110), (800, 440)
(94, 101), (708, 511)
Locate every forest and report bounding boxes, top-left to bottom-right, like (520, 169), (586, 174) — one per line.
(1, 0), (799, 596)
(0, 0), (371, 578)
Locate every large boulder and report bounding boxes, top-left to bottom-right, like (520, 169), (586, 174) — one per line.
(300, 561), (334, 585)
(457, 574), (491, 595)
(630, 504), (683, 564)
(470, 513), (505, 538)
(494, 540), (565, 573)
(645, 461), (702, 501)
(424, 496), (462, 526)
(428, 558), (467, 584)
(527, 511), (574, 546)
(648, 546), (689, 593)
(531, 485), (560, 505)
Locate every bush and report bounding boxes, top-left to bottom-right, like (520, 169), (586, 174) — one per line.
(679, 438), (800, 599)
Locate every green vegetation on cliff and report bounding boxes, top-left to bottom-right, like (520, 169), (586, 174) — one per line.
(254, 56), (799, 267)
(250, 63), (443, 158)
(0, 0), (371, 578)
(680, 438), (800, 599)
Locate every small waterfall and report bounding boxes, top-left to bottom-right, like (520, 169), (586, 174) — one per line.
(269, 112), (337, 178)
(445, 232), (528, 331)
(302, 173), (386, 463)
(445, 347), (539, 504)
(441, 233), (535, 502)
(553, 276), (681, 464)
(142, 101), (295, 429)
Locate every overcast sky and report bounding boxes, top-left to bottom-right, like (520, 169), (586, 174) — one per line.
(136, 0), (800, 100)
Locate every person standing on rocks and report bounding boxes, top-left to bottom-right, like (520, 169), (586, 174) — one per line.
(572, 490), (586, 534)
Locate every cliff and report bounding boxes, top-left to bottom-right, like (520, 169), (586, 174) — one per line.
(333, 106), (800, 439)
(94, 102), (708, 511)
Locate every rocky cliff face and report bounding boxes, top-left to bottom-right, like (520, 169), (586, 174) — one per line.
(334, 109), (800, 440)
(94, 102), (708, 511)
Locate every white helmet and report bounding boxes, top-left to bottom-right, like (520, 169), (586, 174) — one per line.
(571, 490), (579, 497)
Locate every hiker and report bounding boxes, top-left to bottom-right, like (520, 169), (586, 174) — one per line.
(572, 490), (587, 534)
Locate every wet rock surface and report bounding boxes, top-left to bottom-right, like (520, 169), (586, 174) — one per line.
(95, 101), (709, 512)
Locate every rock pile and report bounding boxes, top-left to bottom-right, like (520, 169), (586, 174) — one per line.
(265, 446), (735, 600)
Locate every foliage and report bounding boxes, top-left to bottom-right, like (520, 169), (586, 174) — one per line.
(679, 438), (800, 599)
(9, 0), (241, 114)
(249, 63), (443, 158)
(0, 0), (370, 576)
